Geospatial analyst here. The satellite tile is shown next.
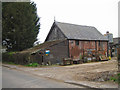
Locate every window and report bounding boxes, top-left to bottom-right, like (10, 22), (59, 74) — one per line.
(75, 40), (79, 46)
(69, 40), (74, 46)
(70, 41), (74, 44)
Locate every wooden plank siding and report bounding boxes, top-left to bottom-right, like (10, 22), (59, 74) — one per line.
(43, 40), (69, 65)
(45, 24), (66, 42)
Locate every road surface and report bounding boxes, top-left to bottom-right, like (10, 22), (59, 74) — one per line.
(2, 67), (85, 88)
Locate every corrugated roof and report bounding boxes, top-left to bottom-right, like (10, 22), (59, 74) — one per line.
(19, 40), (66, 54)
(55, 22), (108, 41)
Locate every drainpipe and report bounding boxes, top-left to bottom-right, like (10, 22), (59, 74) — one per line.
(68, 40), (70, 58)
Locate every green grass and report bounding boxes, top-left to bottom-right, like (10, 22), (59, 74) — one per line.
(110, 77), (117, 82)
(110, 73), (120, 84)
(25, 63), (60, 67)
(8, 52), (16, 56)
(25, 63), (39, 67)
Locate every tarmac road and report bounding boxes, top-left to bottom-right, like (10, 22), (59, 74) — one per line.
(2, 67), (85, 88)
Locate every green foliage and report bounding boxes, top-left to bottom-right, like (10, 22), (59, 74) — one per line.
(118, 73), (120, 76)
(8, 52), (15, 56)
(2, 2), (40, 51)
(3, 52), (15, 62)
(110, 73), (120, 84)
(7, 62), (15, 64)
(3, 52), (30, 65)
(110, 77), (117, 82)
(3, 61), (18, 65)
(25, 63), (39, 67)
(118, 73), (120, 84)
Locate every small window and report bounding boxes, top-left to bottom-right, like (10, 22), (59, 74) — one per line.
(75, 40), (79, 46)
(70, 41), (74, 44)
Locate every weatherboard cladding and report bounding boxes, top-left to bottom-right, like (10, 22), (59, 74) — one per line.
(55, 22), (108, 41)
(45, 24), (66, 41)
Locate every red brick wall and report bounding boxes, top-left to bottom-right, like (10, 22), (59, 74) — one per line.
(69, 40), (108, 59)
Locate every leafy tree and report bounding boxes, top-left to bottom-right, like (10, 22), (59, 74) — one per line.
(2, 2), (40, 51)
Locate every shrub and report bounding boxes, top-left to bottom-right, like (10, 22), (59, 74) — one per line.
(8, 52), (16, 56)
(26, 63), (39, 67)
(118, 73), (120, 84)
(110, 77), (117, 82)
(2, 52), (15, 62)
(110, 73), (120, 84)
(3, 51), (41, 65)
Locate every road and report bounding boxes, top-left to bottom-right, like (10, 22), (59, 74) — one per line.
(2, 67), (84, 88)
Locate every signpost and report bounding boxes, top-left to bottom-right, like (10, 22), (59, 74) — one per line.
(45, 50), (50, 56)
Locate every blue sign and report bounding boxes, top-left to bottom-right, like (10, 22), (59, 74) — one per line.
(45, 50), (50, 54)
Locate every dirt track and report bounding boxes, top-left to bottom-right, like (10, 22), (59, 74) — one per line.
(27, 58), (118, 82)
(3, 58), (118, 83)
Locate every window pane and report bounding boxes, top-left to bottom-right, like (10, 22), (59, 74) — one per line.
(75, 40), (79, 46)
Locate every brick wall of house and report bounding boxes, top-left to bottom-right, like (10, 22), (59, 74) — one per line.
(69, 40), (108, 60)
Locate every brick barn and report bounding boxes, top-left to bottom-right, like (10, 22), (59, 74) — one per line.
(21, 21), (108, 65)
(39, 21), (108, 64)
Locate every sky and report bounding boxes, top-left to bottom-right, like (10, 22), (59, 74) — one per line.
(31, 0), (119, 43)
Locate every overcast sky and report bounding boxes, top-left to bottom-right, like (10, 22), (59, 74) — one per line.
(31, 0), (119, 43)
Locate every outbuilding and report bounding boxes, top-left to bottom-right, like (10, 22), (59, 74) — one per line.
(18, 21), (108, 65)
(42, 21), (108, 64)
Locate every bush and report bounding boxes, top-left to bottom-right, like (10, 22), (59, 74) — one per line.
(26, 63), (39, 67)
(110, 77), (117, 82)
(118, 73), (120, 84)
(3, 51), (42, 65)
(110, 73), (120, 84)
(8, 52), (16, 56)
(2, 52), (15, 62)
(2, 52), (30, 65)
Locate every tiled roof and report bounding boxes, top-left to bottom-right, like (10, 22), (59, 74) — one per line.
(55, 22), (108, 41)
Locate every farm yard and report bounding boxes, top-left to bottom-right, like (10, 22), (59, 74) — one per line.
(31, 58), (118, 83)
(3, 58), (118, 84)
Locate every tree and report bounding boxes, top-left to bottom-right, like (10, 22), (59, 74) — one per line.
(2, 2), (40, 51)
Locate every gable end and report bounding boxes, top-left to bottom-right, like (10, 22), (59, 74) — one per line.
(45, 22), (67, 42)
